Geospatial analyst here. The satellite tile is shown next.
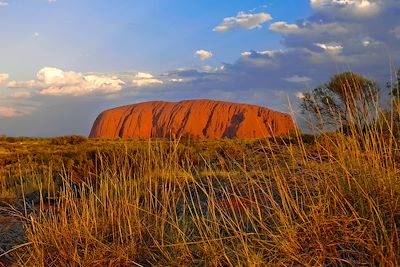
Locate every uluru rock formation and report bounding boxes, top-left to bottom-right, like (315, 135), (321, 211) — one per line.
(89, 99), (296, 139)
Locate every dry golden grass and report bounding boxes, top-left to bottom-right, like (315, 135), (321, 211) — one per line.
(0, 126), (395, 266)
(1, 89), (400, 265)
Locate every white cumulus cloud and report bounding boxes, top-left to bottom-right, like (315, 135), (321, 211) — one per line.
(362, 37), (371, 47)
(135, 72), (155, 79)
(391, 26), (400, 39)
(310, 0), (382, 18)
(0, 73), (9, 83)
(7, 67), (125, 96)
(0, 106), (20, 118)
(271, 21), (348, 36)
(257, 50), (281, 57)
(315, 43), (343, 53)
(241, 50), (282, 58)
(285, 75), (312, 83)
(213, 12), (272, 32)
(195, 50), (213, 61)
(295, 92), (306, 99)
(169, 78), (184, 83)
(269, 21), (300, 33)
(0, 1), (8, 7)
(9, 92), (31, 99)
(132, 72), (163, 87)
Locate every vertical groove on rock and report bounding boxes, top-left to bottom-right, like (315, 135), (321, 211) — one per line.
(118, 106), (136, 138)
(202, 103), (218, 138)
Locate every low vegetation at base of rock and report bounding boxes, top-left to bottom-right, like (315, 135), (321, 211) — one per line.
(0, 128), (399, 266)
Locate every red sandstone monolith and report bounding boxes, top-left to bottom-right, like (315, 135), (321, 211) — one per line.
(89, 99), (296, 139)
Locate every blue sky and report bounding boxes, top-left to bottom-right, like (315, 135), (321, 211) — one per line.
(0, 0), (399, 136)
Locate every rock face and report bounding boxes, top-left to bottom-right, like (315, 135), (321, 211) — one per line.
(89, 99), (296, 139)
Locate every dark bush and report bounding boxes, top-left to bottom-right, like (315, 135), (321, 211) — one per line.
(50, 135), (88, 146)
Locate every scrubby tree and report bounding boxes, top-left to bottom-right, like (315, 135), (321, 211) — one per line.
(300, 72), (380, 127)
(379, 68), (400, 138)
(388, 68), (400, 98)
